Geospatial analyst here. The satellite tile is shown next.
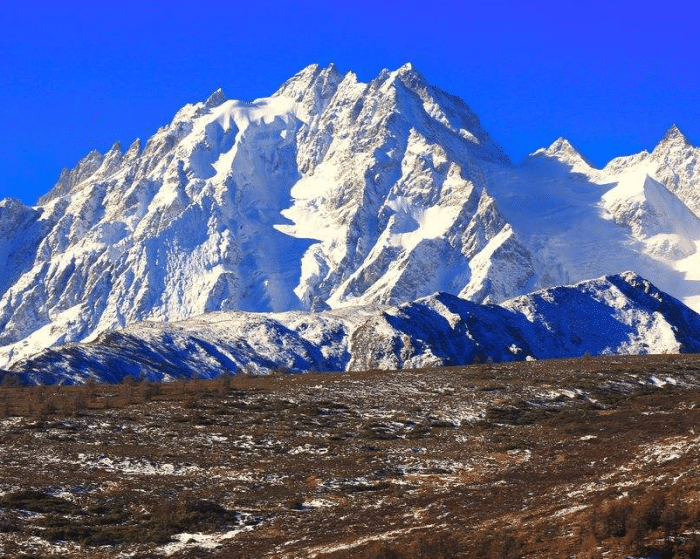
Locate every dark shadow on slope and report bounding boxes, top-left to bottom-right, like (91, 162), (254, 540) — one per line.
(510, 286), (639, 359)
(374, 293), (538, 367)
(12, 315), (337, 385)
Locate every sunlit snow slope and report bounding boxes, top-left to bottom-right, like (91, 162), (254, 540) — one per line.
(1, 63), (699, 367)
(483, 131), (700, 314)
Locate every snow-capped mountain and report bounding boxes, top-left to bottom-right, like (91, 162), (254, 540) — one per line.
(482, 129), (700, 314)
(1, 63), (699, 368)
(7, 272), (700, 384)
(603, 125), (700, 217)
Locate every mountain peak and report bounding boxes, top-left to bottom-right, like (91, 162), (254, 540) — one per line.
(272, 64), (320, 97)
(371, 63), (424, 89)
(531, 137), (593, 169)
(548, 137), (577, 153)
(655, 124), (690, 150)
(389, 62), (425, 85)
(396, 62), (416, 74)
(205, 87), (227, 108)
(125, 138), (141, 157)
(272, 63), (342, 119)
(274, 63), (341, 96)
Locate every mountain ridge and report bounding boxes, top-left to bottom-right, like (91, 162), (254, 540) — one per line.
(6, 272), (700, 384)
(1, 63), (700, 368)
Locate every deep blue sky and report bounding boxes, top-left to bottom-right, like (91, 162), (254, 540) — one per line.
(1, 0), (698, 204)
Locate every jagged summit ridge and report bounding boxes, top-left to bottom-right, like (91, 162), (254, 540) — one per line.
(656, 124), (690, 149)
(0, 64), (519, 367)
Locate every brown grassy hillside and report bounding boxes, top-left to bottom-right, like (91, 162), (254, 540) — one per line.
(2, 354), (700, 558)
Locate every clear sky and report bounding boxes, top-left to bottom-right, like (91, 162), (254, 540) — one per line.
(1, 0), (698, 204)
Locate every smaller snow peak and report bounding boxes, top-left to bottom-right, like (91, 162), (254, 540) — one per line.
(84, 147), (103, 161)
(390, 62), (425, 87)
(655, 124), (690, 151)
(315, 63), (342, 91)
(205, 88), (227, 108)
(107, 141), (123, 155)
(125, 138), (141, 157)
(323, 62), (340, 77)
(300, 62), (321, 75)
(273, 62), (343, 120)
(338, 69), (359, 89)
(374, 68), (392, 84)
(0, 197), (29, 211)
(532, 137), (593, 170)
(396, 62), (416, 74)
(545, 138), (581, 158)
(549, 137), (574, 151)
(273, 64), (322, 97)
(664, 124), (688, 142)
(38, 147), (107, 205)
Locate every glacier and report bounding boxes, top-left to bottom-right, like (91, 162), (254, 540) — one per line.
(1, 63), (700, 369)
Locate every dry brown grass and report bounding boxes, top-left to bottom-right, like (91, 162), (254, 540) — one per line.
(2, 354), (700, 557)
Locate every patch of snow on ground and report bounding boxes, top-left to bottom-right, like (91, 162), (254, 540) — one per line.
(158, 523), (257, 556)
(638, 435), (700, 465)
(302, 498), (334, 508)
(553, 504), (589, 518)
(301, 525), (440, 559)
(288, 444), (329, 455)
(76, 454), (201, 476)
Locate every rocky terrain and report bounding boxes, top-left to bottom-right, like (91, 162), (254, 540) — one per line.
(2, 354), (700, 558)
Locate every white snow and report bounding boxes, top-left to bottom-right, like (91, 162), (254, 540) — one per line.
(75, 453), (202, 476)
(637, 435), (700, 465)
(2, 65), (700, 369)
(158, 524), (257, 556)
(553, 504), (589, 518)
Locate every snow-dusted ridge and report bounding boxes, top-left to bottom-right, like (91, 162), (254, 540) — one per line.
(1, 63), (700, 368)
(7, 272), (700, 384)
